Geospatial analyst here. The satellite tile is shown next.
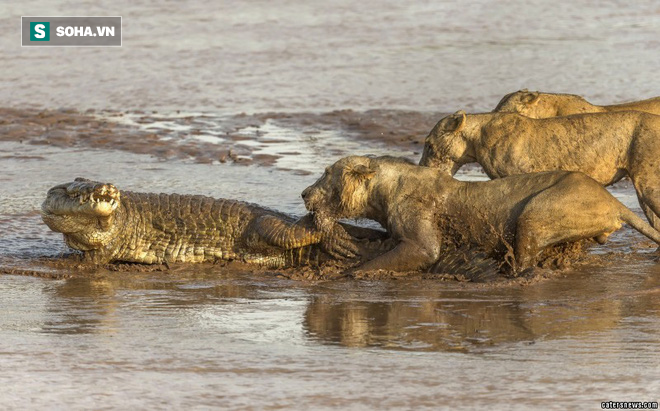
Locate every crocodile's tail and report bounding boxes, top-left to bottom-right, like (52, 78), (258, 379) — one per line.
(243, 246), (323, 269)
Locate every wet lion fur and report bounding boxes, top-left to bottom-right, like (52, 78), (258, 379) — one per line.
(302, 156), (660, 273)
(493, 89), (660, 118)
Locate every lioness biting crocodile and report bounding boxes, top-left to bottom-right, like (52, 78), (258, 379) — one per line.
(419, 110), (660, 230)
(302, 156), (660, 273)
(41, 178), (497, 279)
(494, 89), (660, 118)
(42, 178), (386, 267)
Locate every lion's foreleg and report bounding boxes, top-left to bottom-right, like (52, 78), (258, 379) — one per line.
(356, 239), (439, 272)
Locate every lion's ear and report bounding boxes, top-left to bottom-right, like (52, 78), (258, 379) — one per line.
(522, 91), (540, 105)
(520, 88), (529, 93)
(348, 164), (376, 182)
(445, 110), (467, 132)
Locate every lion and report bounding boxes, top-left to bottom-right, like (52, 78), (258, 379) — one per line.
(419, 110), (660, 230)
(301, 156), (660, 273)
(493, 89), (660, 118)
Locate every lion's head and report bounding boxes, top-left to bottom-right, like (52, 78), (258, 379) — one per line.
(419, 110), (473, 174)
(302, 156), (377, 230)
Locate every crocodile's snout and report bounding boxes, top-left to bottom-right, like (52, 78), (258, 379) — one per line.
(43, 179), (122, 220)
(89, 183), (120, 204)
(66, 180), (120, 204)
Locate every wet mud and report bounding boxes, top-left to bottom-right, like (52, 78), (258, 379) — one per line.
(0, 107), (435, 170)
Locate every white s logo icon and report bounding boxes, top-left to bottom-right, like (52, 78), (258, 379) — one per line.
(34, 24), (45, 39)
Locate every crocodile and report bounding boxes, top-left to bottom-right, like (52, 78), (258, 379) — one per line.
(41, 178), (386, 267)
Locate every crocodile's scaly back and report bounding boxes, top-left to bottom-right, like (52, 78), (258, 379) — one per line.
(110, 192), (264, 264)
(41, 179), (354, 267)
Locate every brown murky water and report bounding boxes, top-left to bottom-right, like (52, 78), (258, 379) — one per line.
(2, 0), (660, 408)
(3, 0), (659, 113)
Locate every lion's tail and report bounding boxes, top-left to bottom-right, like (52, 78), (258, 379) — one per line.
(620, 206), (660, 245)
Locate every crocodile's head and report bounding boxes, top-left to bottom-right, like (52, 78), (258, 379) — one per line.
(41, 178), (122, 251)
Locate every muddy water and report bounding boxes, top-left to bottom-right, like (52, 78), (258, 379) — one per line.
(2, 265), (659, 409)
(2, 0), (659, 112)
(2, 0), (660, 408)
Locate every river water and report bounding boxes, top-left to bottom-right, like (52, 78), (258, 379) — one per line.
(1, 0), (659, 409)
(2, 0), (659, 113)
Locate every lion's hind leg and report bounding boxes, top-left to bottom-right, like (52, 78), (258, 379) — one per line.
(513, 175), (621, 271)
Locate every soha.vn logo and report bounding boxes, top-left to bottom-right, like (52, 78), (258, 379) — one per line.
(56, 26), (116, 37)
(30, 22), (50, 41)
(22, 17), (121, 47)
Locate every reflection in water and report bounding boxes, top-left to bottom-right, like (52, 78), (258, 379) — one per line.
(40, 271), (254, 335)
(27, 260), (660, 353)
(305, 295), (535, 350)
(43, 278), (121, 335)
(1, 258), (659, 408)
(304, 263), (660, 352)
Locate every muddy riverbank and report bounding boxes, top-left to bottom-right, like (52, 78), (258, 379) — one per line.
(0, 107), (437, 169)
